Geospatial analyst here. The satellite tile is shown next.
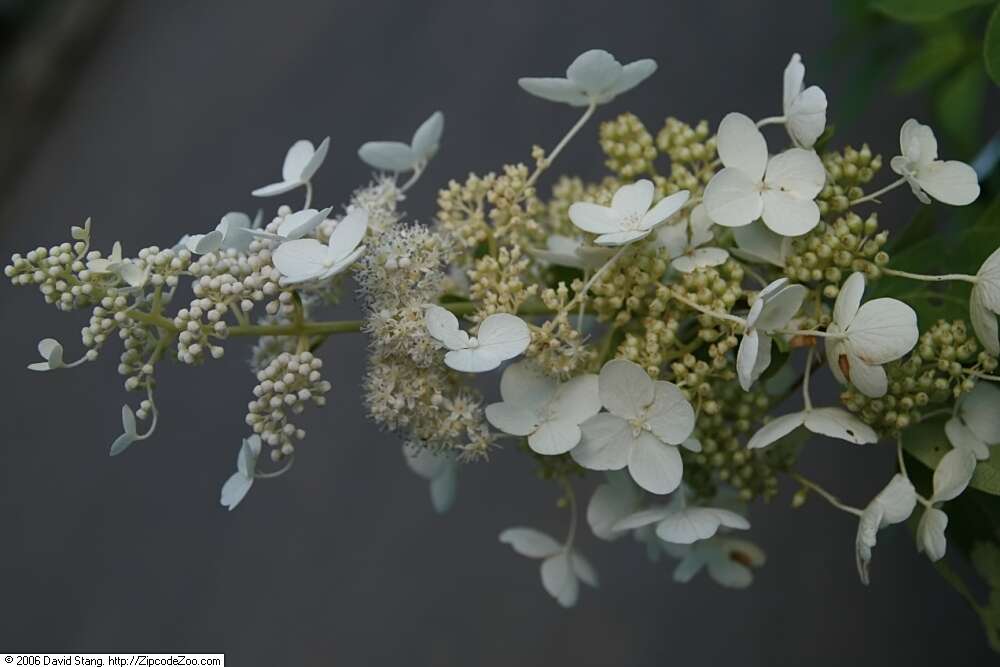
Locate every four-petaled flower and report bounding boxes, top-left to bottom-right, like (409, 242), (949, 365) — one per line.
(736, 278), (807, 391)
(247, 207), (332, 243)
(424, 305), (531, 373)
(656, 204), (729, 273)
(666, 536), (766, 588)
(220, 435), (263, 511)
(358, 111), (444, 173)
(499, 527), (597, 607)
(272, 209), (368, 284)
(704, 112), (826, 236)
(518, 49), (656, 107)
(748, 405), (877, 449)
(825, 272), (918, 398)
(486, 361), (601, 455)
(186, 211), (262, 255)
(27, 338), (66, 371)
(252, 137), (331, 197)
(855, 474), (916, 585)
(890, 119), (979, 206)
(569, 179), (689, 247)
(572, 359), (696, 494)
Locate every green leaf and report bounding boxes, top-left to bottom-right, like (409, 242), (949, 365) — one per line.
(973, 541), (1000, 587)
(871, 0), (995, 23)
(903, 416), (1000, 495)
(895, 31), (967, 92)
(934, 59), (987, 155)
(986, 4), (1000, 85)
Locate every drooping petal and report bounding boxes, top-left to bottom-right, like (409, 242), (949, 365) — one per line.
(747, 412), (806, 449)
(732, 220), (788, 266)
(655, 507), (750, 545)
(499, 527), (560, 558)
(220, 473), (253, 511)
(299, 137), (330, 182)
(237, 435), (260, 478)
(645, 381), (695, 445)
(931, 447), (977, 503)
(541, 552), (579, 607)
(594, 230), (650, 246)
(485, 402), (542, 437)
(272, 238), (332, 283)
(429, 466), (458, 513)
(804, 407), (878, 445)
(587, 477), (640, 541)
(786, 86), (827, 148)
(251, 180), (299, 197)
(327, 209), (369, 262)
(610, 179), (655, 219)
(716, 112), (768, 180)
(282, 140), (317, 182)
(915, 160), (980, 206)
(568, 202), (622, 235)
(737, 329), (771, 391)
(612, 506), (673, 532)
(598, 359), (654, 420)
(899, 118), (938, 166)
(402, 442), (451, 480)
(276, 208), (331, 240)
(760, 190), (820, 237)
(475, 313), (531, 361)
(517, 77), (589, 106)
(641, 190), (690, 230)
(549, 374), (602, 425)
(846, 298), (918, 365)
(755, 284), (807, 332)
(627, 433), (683, 495)
(703, 168), (763, 228)
(572, 414), (633, 470)
(570, 551), (599, 588)
(916, 508), (948, 561)
(841, 352), (889, 398)
(411, 111), (444, 161)
(358, 141), (417, 172)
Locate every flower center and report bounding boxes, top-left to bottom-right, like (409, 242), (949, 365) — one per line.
(467, 337), (479, 348)
(628, 415), (649, 438)
(621, 212), (643, 231)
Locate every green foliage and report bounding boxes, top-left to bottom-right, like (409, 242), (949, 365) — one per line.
(872, 0), (995, 22)
(987, 5), (1000, 84)
(903, 416), (1000, 496)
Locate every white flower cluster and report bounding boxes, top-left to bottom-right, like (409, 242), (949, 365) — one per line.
(7, 46), (1000, 621)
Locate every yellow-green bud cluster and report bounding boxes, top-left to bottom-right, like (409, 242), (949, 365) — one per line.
(617, 316), (681, 378)
(655, 117), (716, 193)
(784, 212), (889, 297)
(842, 319), (991, 435)
(545, 176), (616, 237)
(600, 112), (657, 180)
(819, 144), (882, 216)
(585, 245), (668, 326)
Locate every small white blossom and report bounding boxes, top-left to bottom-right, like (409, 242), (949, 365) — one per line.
(499, 527), (597, 607)
(614, 497), (750, 545)
(825, 272), (918, 398)
(890, 119), (980, 206)
(569, 179), (689, 247)
(220, 435), (262, 511)
(970, 246), (1000, 355)
(572, 359), (695, 494)
(704, 112), (826, 236)
(109, 405), (139, 456)
(252, 137), (330, 197)
(424, 305), (530, 373)
(402, 442), (458, 513)
(27, 338), (65, 371)
(485, 361), (600, 455)
(358, 111), (444, 173)
(86, 242), (124, 274)
(914, 446), (977, 561)
(731, 220), (791, 267)
(916, 508), (948, 563)
(945, 382), (1000, 460)
(185, 211), (261, 255)
(668, 536), (766, 588)
(737, 278), (807, 391)
(272, 209), (368, 284)
(782, 53), (827, 149)
(656, 204), (729, 273)
(518, 49), (656, 107)
(528, 234), (615, 270)
(248, 207), (332, 242)
(748, 406), (877, 449)
(856, 474), (917, 585)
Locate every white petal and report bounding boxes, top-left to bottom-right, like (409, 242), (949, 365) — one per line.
(841, 353), (888, 398)
(594, 230), (650, 246)
(737, 330), (764, 391)
(549, 374), (602, 425)
(598, 359), (654, 420)
(755, 284), (807, 332)
(760, 190), (820, 236)
(327, 209), (369, 262)
(528, 420), (583, 455)
(220, 473), (253, 511)
(681, 437), (702, 453)
(358, 141), (417, 172)
(962, 382), (1000, 444)
(517, 77), (589, 106)
(499, 361), (558, 407)
(876, 474), (918, 525)
(424, 305), (468, 350)
(655, 508), (750, 545)
(476, 313), (531, 361)
(645, 381), (695, 445)
(932, 448), (977, 503)
(732, 221), (788, 266)
(402, 442), (451, 480)
(671, 248), (729, 273)
(916, 160), (980, 206)
(606, 59), (657, 99)
(272, 238), (329, 283)
(855, 503), (882, 585)
(565, 49), (622, 93)
(411, 111), (444, 161)
(572, 414), (633, 470)
(717, 112), (768, 180)
(611, 180), (655, 219)
(804, 407), (878, 444)
(299, 137), (330, 182)
(612, 506), (673, 532)
(568, 202), (621, 234)
(656, 221), (688, 258)
(971, 287), (1000, 356)
(570, 551), (599, 588)
(276, 208), (331, 240)
(916, 508), (948, 561)
(945, 417), (991, 461)
(121, 404), (137, 437)
(282, 139), (316, 182)
(672, 552), (707, 583)
(444, 348), (503, 373)
(783, 53), (805, 113)
(237, 435), (260, 478)
(109, 432), (136, 457)
(485, 402), (542, 437)
(705, 554), (754, 588)
(765, 148), (826, 199)
(641, 190), (690, 230)
(188, 230), (224, 255)
(627, 433), (682, 495)
(786, 86), (827, 148)
(748, 412), (806, 449)
(899, 118), (937, 166)
(825, 335), (848, 385)
(499, 527), (560, 558)
(251, 180), (299, 197)
(37, 338), (63, 366)
(216, 212), (255, 252)
(847, 298), (918, 364)
(703, 168), (763, 228)
(587, 481), (639, 540)
(541, 553), (579, 607)
(834, 272), (866, 327)
(429, 466), (458, 513)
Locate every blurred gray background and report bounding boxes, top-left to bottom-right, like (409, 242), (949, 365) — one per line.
(0, 0), (993, 664)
